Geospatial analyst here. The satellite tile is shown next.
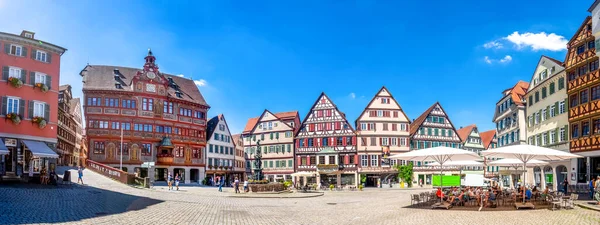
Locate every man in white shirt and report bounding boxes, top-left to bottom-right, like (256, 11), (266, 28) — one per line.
(243, 180), (248, 192)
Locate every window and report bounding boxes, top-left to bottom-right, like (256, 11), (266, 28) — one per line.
(179, 108), (192, 117)
(8, 66), (22, 79)
(122, 99), (136, 109)
(591, 60), (599, 71)
(589, 41), (596, 50)
(337, 137), (343, 146)
(142, 98), (153, 111)
(87, 97), (101, 106)
(194, 111), (205, 119)
(383, 123), (388, 131)
(559, 101), (566, 114)
(4, 97), (21, 114)
(377, 110), (383, 117)
(528, 96), (533, 106)
(141, 144), (152, 156)
(570, 94), (579, 108)
(534, 112), (540, 124)
(550, 105), (556, 117)
(541, 109), (546, 121)
(370, 155), (378, 167)
(583, 121), (590, 136)
(581, 89), (589, 104)
(542, 87), (547, 99)
(528, 115), (533, 126)
(9, 44), (23, 56)
(550, 130), (556, 144)
(36, 50), (48, 62)
(558, 77), (565, 90)
(572, 124), (579, 138)
(118, 143), (129, 155)
(594, 119), (600, 135)
(93, 141), (105, 154)
(163, 101), (173, 114)
(549, 82), (555, 95)
(121, 122), (131, 130)
(542, 133), (547, 145)
(105, 98), (119, 107)
(535, 92), (539, 102)
(34, 72), (46, 84)
(111, 121), (120, 130)
(192, 148), (201, 158)
(174, 146), (184, 158)
(577, 45), (585, 54)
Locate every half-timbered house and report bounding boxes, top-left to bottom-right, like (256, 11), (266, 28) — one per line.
(409, 102), (463, 186)
(295, 92), (358, 188)
(355, 86), (410, 187)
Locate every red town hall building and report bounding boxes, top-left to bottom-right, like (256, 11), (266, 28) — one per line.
(1, 30), (66, 181)
(295, 92), (358, 188)
(81, 50), (209, 184)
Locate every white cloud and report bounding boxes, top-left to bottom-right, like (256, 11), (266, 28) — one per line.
(177, 74), (184, 77)
(484, 56), (492, 64)
(483, 41), (502, 49)
(194, 79), (207, 87)
(349, 92), (356, 99)
(504, 32), (567, 51)
(499, 55), (512, 63)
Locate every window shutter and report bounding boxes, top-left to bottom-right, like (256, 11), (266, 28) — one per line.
(564, 98), (568, 111)
(46, 51), (52, 63)
(564, 125), (569, 140)
(29, 72), (35, 85)
(379, 138), (382, 146)
(19, 99), (25, 116)
(554, 128), (559, 143)
(20, 69), (26, 83)
(1, 66), (8, 80)
(44, 103), (50, 121)
(31, 49), (36, 59)
(546, 106), (550, 118)
(21, 47), (27, 57)
(1, 97), (7, 115)
(4, 43), (10, 54)
(596, 39), (600, 52)
(28, 100), (34, 119)
(554, 101), (559, 115)
(46, 76), (52, 90)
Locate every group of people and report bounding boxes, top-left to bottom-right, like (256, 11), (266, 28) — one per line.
(217, 176), (248, 193)
(436, 186), (499, 211)
(589, 176), (600, 204)
(38, 166), (84, 185)
(167, 172), (181, 191)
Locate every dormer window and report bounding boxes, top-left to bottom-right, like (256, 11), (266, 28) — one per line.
(20, 30), (35, 39)
(115, 82), (122, 89)
(175, 91), (182, 98)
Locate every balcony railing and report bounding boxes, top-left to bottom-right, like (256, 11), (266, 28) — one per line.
(156, 155), (174, 164)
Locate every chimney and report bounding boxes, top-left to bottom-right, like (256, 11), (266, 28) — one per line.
(460, 126), (463, 129)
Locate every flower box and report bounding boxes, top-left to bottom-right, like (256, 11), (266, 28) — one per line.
(32, 116), (47, 129)
(34, 83), (49, 93)
(8, 77), (23, 88)
(5, 113), (22, 125)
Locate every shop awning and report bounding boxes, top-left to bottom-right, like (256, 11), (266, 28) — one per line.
(22, 140), (59, 158)
(0, 139), (8, 155)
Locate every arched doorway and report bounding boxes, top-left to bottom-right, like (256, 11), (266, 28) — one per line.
(543, 166), (553, 190)
(556, 165), (568, 189)
(533, 166), (542, 188)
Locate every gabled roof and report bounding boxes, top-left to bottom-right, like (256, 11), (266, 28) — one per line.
(59, 84), (70, 91)
(498, 81), (529, 106)
(206, 114), (233, 141)
(457, 124), (477, 143)
(480, 130), (497, 149)
(567, 16), (592, 46)
(298, 92), (356, 134)
(354, 86), (410, 125)
(590, 0), (600, 12)
(242, 110), (299, 134)
(543, 55), (564, 66)
(232, 134), (242, 148)
(409, 102), (459, 137)
(81, 55), (209, 108)
(527, 55), (565, 92)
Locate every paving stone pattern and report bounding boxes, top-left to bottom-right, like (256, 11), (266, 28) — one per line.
(1, 169), (599, 225)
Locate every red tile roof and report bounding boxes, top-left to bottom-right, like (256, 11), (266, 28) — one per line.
(409, 102), (438, 136)
(457, 124), (476, 143)
(480, 130), (497, 149)
(499, 81), (529, 106)
(242, 110), (299, 134)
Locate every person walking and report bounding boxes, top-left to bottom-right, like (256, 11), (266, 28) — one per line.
(218, 177), (223, 192)
(562, 178), (569, 195)
(167, 173), (173, 190)
(77, 166), (84, 185)
(243, 179), (248, 192)
(234, 177), (240, 193)
(590, 178), (596, 200)
(175, 173), (181, 191)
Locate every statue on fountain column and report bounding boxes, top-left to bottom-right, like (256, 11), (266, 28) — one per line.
(253, 140), (264, 181)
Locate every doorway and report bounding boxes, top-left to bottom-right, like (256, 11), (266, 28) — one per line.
(5, 147), (15, 173)
(155, 168), (167, 181)
(190, 169), (199, 183)
(174, 168), (185, 183)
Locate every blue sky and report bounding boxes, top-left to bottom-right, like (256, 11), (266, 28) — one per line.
(0, 0), (593, 134)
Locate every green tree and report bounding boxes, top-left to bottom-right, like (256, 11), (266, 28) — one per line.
(396, 163), (414, 187)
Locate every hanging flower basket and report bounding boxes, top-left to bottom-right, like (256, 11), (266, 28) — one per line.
(34, 83), (49, 93)
(32, 116), (47, 129)
(8, 77), (23, 88)
(5, 113), (22, 125)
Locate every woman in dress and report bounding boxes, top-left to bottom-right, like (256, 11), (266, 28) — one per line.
(175, 173), (180, 191)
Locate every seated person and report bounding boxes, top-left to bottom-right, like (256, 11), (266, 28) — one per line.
(525, 188), (532, 201)
(436, 188), (446, 200)
(448, 190), (465, 205)
(40, 168), (48, 185)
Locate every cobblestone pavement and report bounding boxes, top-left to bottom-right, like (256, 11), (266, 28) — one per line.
(1, 169), (599, 225)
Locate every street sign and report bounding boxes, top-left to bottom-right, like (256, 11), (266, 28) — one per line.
(141, 162), (155, 168)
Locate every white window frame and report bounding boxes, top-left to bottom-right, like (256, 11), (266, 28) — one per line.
(8, 66), (21, 79)
(528, 137), (533, 145)
(377, 110), (383, 117)
(9, 44), (23, 56)
(36, 50), (48, 62)
(400, 138), (406, 146)
(534, 112), (540, 124)
(24, 33), (33, 38)
(35, 72), (46, 84)
(361, 123), (367, 131)
(528, 116), (533, 126)
(370, 155), (378, 167)
(559, 101), (565, 114)
(360, 155), (368, 167)
(542, 133), (548, 145)
(382, 138), (389, 146)
(550, 105), (556, 117)
(560, 128), (566, 142)
(391, 138), (397, 146)
(541, 109), (547, 121)
(6, 97), (20, 114)
(33, 102), (45, 117)
(550, 130), (556, 144)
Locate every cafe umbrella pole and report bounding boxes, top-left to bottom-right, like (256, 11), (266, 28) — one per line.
(120, 125), (123, 170)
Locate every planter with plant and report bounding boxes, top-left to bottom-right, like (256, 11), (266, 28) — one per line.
(329, 184), (335, 191)
(8, 77), (23, 88)
(360, 174), (367, 187)
(358, 184), (364, 191)
(395, 163), (414, 188)
(32, 116), (47, 129)
(34, 83), (49, 93)
(5, 113), (22, 125)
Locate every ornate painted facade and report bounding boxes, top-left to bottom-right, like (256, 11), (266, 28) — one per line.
(295, 93), (358, 187)
(242, 110), (299, 182)
(82, 50), (209, 184)
(355, 86), (410, 186)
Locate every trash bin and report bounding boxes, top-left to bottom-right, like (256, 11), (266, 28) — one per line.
(63, 170), (71, 183)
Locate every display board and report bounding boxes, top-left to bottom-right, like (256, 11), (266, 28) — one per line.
(432, 175), (460, 187)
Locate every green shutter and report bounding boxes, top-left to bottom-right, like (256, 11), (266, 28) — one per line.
(1, 66), (8, 80)
(46, 53), (52, 63)
(554, 101), (559, 115)
(276, 132), (279, 139)
(31, 49), (36, 60)
(289, 160), (292, 167)
(546, 106), (550, 119)
(565, 125), (569, 140)
(46, 76), (52, 90)
(29, 72), (35, 85)
(564, 98), (568, 114)
(19, 100), (25, 116)
(270, 133), (273, 140)
(28, 100), (33, 119)
(20, 69), (26, 83)
(554, 128), (559, 143)
(1, 97), (7, 115)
